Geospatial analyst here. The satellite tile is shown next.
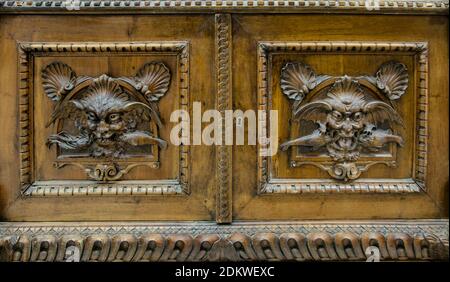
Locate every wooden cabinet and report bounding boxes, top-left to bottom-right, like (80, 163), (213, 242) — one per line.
(0, 1), (448, 262)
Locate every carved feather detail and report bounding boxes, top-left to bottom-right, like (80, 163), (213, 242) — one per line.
(375, 61), (408, 100)
(41, 62), (77, 102)
(294, 100), (332, 122)
(134, 62), (171, 102)
(363, 100), (404, 128)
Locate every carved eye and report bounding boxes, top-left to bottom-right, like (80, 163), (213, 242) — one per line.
(107, 113), (121, 123)
(331, 111), (343, 121)
(87, 111), (97, 121)
(353, 112), (363, 121)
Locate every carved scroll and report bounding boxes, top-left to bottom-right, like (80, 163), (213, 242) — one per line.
(42, 62), (170, 181)
(280, 61), (408, 181)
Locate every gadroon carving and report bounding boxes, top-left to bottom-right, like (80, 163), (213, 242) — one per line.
(0, 220), (448, 261)
(280, 61), (408, 181)
(42, 61), (170, 180)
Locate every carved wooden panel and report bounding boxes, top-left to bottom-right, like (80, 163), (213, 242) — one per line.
(0, 3), (448, 262)
(232, 14), (447, 221)
(18, 42), (190, 196)
(0, 14), (217, 221)
(0, 0), (448, 14)
(258, 41), (428, 194)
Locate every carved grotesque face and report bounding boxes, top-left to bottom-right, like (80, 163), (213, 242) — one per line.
(280, 62), (406, 181)
(325, 93), (366, 140)
(44, 63), (169, 163)
(71, 89), (152, 158)
(56, 75), (155, 158)
(292, 78), (402, 162)
(76, 93), (129, 148)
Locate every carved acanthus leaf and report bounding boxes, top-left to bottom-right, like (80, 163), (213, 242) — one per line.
(41, 62), (77, 102)
(375, 61), (409, 100)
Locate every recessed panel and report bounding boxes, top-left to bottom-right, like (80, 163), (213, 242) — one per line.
(21, 42), (189, 196)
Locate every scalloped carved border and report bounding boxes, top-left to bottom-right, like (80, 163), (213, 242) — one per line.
(17, 41), (190, 197)
(0, 0), (448, 14)
(0, 220), (447, 261)
(257, 41), (428, 194)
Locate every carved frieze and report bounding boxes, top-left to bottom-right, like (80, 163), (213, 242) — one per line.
(0, 1), (448, 14)
(0, 220), (448, 261)
(280, 61), (407, 181)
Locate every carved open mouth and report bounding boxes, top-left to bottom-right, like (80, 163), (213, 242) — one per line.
(96, 138), (114, 146)
(95, 134), (116, 146)
(337, 131), (356, 138)
(334, 136), (358, 151)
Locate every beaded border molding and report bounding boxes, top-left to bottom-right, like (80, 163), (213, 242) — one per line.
(17, 41), (191, 197)
(0, 0), (448, 14)
(257, 41), (428, 195)
(0, 220), (448, 261)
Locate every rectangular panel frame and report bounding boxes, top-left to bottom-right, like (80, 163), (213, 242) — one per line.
(257, 41), (428, 194)
(17, 41), (191, 197)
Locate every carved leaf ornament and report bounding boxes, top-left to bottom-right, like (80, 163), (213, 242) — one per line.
(280, 61), (408, 181)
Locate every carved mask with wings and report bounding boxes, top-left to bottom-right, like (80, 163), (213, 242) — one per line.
(43, 62), (170, 158)
(279, 61), (408, 180)
(295, 77), (403, 141)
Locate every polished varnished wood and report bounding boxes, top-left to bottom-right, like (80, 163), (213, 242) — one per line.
(0, 1), (448, 262)
(0, 15), (447, 221)
(232, 14), (448, 220)
(0, 15), (217, 221)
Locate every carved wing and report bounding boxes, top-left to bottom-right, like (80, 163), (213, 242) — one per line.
(134, 62), (171, 102)
(363, 101), (404, 127)
(46, 100), (86, 128)
(123, 101), (163, 129)
(41, 62), (77, 102)
(294, 100), (332, 122)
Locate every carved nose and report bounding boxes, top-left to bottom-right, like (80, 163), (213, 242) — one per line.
(343, 119), (352, 133)
(97, 121), (109, 134)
